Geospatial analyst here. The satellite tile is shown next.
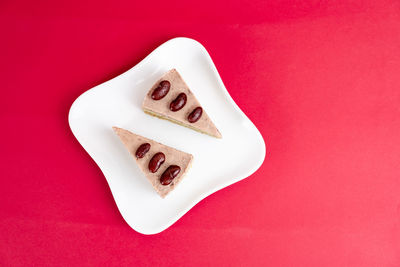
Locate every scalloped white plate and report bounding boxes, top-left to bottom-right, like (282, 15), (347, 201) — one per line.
(68, 37), (265, 234)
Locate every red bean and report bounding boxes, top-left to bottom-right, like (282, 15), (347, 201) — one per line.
(148, 152), (165, 173)
(188, 107), (202, 123)
(151, 80), (170, 100)
(170, 93), (187, 111)
(160, 165), (181, 185)
(135, 143), (150, 158)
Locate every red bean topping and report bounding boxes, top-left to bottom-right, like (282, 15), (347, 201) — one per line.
(170, 93), (187, 111)
(188, 107), (203, 123)
(135, 143), (150, 158)
(160, 165), (181, 185)
(148, 152), (165, 173)
(151, 80), (170, 100)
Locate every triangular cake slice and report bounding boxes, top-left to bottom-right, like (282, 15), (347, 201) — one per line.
(142, 69), (222, 138)
(113, 127), (193, 198)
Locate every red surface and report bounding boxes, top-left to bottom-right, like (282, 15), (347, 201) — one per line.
(1, 0), (400, 266)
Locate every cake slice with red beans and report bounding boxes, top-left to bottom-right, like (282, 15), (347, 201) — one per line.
(113, 127), (193, 198)
(142, 69), (222, 138)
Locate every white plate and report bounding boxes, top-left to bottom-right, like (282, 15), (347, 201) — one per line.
(68, 37), (266, 234)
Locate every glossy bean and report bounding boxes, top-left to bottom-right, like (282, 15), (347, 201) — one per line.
(188, 107), (203, 123)
(135, 143), (151, 158)
(148, 152), (165, 173)
(160, 165), (181, 185)
(151, 80), (170, 100)
(169, 93), (187, 111)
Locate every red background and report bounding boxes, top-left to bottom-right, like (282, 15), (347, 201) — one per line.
(1, 0), (400, 266)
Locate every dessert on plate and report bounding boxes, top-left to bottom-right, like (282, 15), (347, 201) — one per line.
(113, 127), (193, 198)
(142, 69), (222, 138)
